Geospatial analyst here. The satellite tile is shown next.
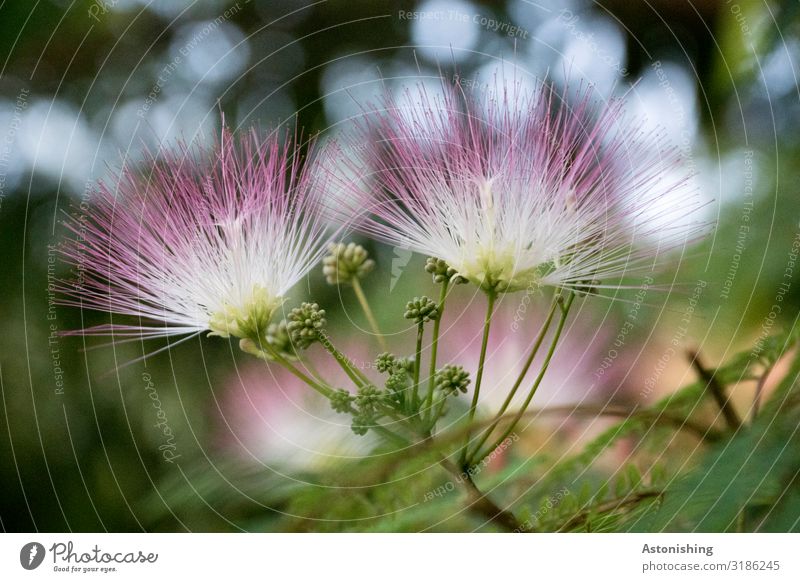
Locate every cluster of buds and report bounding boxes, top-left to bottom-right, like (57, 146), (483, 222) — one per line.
(351, 384), (389, 435)
(330, 384), (388, 437)
(434, 365), (471, 395)
(286, 302), (326, 349)
(375, 352), (397, 374)
(403, 296), (440, 324)
(330, 388), (355, 414)
(384, 372), (410, 395)
(350, 414), (375, 436)
(322, 242), (375, 285)
(425, 257), (466, 285)
(355, 384), (383, 412)
(264, 321), (296, 359)
(373, 352), (413, 411)
(375, 352), (413, 375)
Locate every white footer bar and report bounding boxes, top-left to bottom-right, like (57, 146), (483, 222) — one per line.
(1, 533), (796, 581)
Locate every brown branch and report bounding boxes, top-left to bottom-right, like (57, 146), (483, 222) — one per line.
(750, 362), (775, 423)
(687, 350), (742, 431)
(462, 473), (525, 532)
(436, 457), (524, 532)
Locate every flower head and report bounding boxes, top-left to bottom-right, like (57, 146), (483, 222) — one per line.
(327, 76), (706, 294)
(321, 242), (375, 285)
(286, 302), (327, 349)
(435, 365), (471, 395)
(59, 125), (332, 340)
(403, 296), (440, 324)
(425, 257), (466, 285)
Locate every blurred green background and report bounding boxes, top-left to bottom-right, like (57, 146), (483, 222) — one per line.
(1, 0), (799, 532)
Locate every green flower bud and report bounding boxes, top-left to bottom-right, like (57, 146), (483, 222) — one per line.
(286, 302), (326, 349)
(265, 320), (296, 358)
(404, 296), (440, 324)
(396, 356), (415, 373)
(351, 413), (374, 436)
(375, 352), (397, 374)
(425, 257), (466, 285)
(330, 389), (354, 414)
(322, 242), (375, 285)
(238, 338), (266, 359)
(435, 365), (471, 394)
(355, 384), (383, 411)
(386, 372), (409, 393)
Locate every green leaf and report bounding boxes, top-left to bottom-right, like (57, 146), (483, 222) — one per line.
(626, 464), (642, 490)
(628, 348), (800, 532)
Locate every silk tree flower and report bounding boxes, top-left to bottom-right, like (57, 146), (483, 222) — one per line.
(59, 126), (331, 341)
(325, 77), (707, 294)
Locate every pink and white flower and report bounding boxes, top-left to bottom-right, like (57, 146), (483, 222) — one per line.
(60, 126), (332, 340)
(326, 76), (707, 294)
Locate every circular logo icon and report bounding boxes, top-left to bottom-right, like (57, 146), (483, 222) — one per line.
(20, 542), (46, 570)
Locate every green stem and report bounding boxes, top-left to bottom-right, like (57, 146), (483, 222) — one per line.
(371, 424), (409, 447)
(321, 335), (370, 389)
(254, 339), (408, 446)
(688, 350), (742, 431)
(259, 343), (334, 399)
(429, 392), (450, 436)
(459, 290), (497, 468)
(411, 321), (424, 412)
(424, 281), (449, 426)
(470, 291), (575, 466)
(467, 293), (560, 459)
(302, 358), (325, 383)
(351, 278), (388, 352)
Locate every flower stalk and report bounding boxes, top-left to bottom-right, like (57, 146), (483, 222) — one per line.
(351, 277), (388, 351)
(470, 291), (576, 466)
(467, 292), (561, 459)
(459, 290), (497, 468)
(424, 280), (449, 426)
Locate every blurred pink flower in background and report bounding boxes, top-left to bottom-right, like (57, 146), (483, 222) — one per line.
(438, 293), (634, 415)
(212, 342), (376, 470)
